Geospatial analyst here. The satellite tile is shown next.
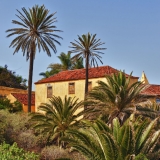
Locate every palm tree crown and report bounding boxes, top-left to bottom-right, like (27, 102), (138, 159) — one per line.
(30, 96), (86, 147)
(6, 5), (62, 112)
(86, 71), (147, 123)
(6, 5), (62, 58)
(58, 52), (72, 70)
(69, 33), (106, 96)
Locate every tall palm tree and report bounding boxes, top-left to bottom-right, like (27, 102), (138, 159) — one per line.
(6, 5), (62, 112)
(69, 33), (106, 97)
(30, 96), (87, 147)
(64, 115), (160, 160)
(86, 71), (148, 124)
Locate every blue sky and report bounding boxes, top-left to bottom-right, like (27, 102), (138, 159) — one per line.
(0, 0), (160, 90)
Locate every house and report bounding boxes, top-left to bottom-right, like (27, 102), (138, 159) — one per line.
(140, 71), (160, 103)
(141, 84), (160, 103)
(7, 93), (35, 112)
(35, 65), (139, 111)
(0, 86), (35, 112)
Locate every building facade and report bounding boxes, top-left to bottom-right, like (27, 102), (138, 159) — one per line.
(35, 66), (139, 111)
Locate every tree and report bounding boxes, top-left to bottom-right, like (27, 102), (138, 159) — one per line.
(6, 5), (62, 112)
(30, 96), (87, 147)
(39, 71), (53, 79)
(86, 71), (148, 124)
(0, 65), (27, 89)
(64, 115), (160, 160)
(39, 53), (84, 79)
(72, 57), (84, 69)
(69, 33), (106, 98)
(58, 52), (72, 70)
(58, 51), (84, 70)
(48, 63), (63, 71)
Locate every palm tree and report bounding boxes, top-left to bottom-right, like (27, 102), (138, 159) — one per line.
(39, 71), (52, 79)
(58, 52), (72, 70)
(6, 5), (62, 112)
(71, 57), (84, 69)
(49, 53), (84, 71)
(30, 96), (86, 147)
(69, 33), (106, 97)
(64, 115), (160, 160)
(86, 71), (148, 124)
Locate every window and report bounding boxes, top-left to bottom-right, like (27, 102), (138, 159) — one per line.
(156, 98), (160, 104)
(88, 81), (92, 91)
(47, 86), (52, 98)
(69, 82), (75, 94)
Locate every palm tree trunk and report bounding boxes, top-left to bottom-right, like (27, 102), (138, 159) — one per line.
(28, 52), (34, 112)
(84, 53), (89, 106)
(85, 54), (89, 95)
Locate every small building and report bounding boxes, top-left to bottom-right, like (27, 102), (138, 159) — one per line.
(0, 86), (35, 112)
(7, 93), (35, 112)
(141, 84), (160, 103)
(140, 71), (160, 104)
(35, 65), (139, 111)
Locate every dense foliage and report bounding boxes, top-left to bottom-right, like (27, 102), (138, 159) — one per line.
(0, 142), (39, 160)
(64, 115), (160, 160)
(86, 71), (149, 123)
(30, 96), (86, 147)
(0, 65), (27, 89)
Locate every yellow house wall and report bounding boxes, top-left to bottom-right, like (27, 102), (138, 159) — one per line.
(6, 94), (17, 103)
(0, 86), (28, 97)
(0, 86), (35, 97)
(23, 104), (35, 112)
(35, 77), (138, 111)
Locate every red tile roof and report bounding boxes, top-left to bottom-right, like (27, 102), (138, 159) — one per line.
(141, 84), (160, 96)
(35, 65), (139, 84)
(11, 93), (35, 105)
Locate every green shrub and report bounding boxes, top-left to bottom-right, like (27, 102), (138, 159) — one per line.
(10, 100), (22, 112)
(0, 119), (5, 143)
(41, 145), (70, 160)
(0, 142), (39, 160)
(0, 97), (12, 110)
(0, 110), (48, 151)
(0, 98), (22, 112)
(17, 130), (39, 150)
(0, 110), (31, 144)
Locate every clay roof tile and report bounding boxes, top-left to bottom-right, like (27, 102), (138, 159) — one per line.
(141, 84), (160, 96)
(35, 65), (139, 84)
(11, 93), (35, 105)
